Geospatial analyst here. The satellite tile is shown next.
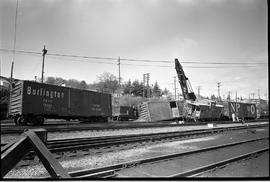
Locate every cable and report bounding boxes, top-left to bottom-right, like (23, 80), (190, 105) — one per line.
(47, 56), (116, 65)
(47, 53), (117, 61)
(0, 48), (267, 65)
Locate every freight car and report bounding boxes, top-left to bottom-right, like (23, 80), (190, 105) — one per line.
(112, 106), (138, 121)
(138, 100), (183, 122)
(221, 101), (257, 121)
(137, 100), (257, 123)
(183, 101), (224, 122)
(9, 80), (112, 125)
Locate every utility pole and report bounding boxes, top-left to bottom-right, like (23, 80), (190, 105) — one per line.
(258, 89), (260, 100)
(146, 73), (150, 98)
(143, 74), (146, 98)
(197, 86), (201, 100)
(10, 62), (14, 85)
(118, 57), (121, 97)
(251, 93), (255, 100)
(235, 91), (237, 102)
(174, 76), (177, 100)
(228, 91), (231, 101)
(217, 82), (221, 101)
(41, 45), (47, 83)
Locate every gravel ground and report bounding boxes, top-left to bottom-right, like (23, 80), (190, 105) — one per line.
(3, 126), (268, 179)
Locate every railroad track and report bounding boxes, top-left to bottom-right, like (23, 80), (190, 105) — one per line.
(1, 119), (268, 135)
(2, 123), (268, 152)
(47, 123), (268, 153)
(4, 123), (268, 169)
(49, 136), (269, 178)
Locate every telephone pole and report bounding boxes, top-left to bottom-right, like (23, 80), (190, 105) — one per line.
(197, 86), (201, 100)
(143, 74), (146, 98)
(251, 93), (255, 100)
(258, 89), (260, 100)
(174, 76), (177, 100)
(217, 82), (221, 101)
(146, 73), (150, 98)
(41, 45), (47, 83)
(10, 62), (14, 85)
(118, 57), (121, 96)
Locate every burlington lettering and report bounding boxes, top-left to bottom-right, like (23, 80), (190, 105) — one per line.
(27, 86), (64, 99)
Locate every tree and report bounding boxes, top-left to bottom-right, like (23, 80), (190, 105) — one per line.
(95, 72), (119, 94)
(162, 88), (169, 96)
(152, 81), (161, 97)
(123, 80), (132, 95)
(45, 76), (56, 85)
(211, 94), (217, 100)
(79, 80), (87, 90)
(131, 80), (144, 97)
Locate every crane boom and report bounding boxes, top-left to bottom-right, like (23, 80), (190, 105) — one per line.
(175, 58), (196, 101)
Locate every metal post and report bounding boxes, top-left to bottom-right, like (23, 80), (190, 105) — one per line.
(41, 45), (47, 83)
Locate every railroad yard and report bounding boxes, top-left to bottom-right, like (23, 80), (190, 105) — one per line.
(1, 0), (268, 179)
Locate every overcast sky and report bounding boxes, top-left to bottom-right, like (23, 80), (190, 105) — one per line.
(0, 0), (268, 99)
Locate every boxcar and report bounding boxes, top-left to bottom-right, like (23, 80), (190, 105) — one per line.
(182, 101), (223, 122)
(112, 106), (138, 121)
(9, 80), (112, 125)
(138, 100), (184, 122)
(222, 101), (257, 120)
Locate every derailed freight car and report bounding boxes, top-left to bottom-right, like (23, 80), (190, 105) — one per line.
(112, 106), (138, 121)
(222, 101), (257, 120)
(183, 101), (224, 122)
(138, 100), (183, 122)
(9, 80), (112, 125)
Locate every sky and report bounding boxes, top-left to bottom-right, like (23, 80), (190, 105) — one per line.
(0, 0), (268, 100)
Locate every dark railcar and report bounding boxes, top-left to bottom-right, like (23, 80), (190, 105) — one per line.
(112, 106), (138, 121)
(9, 80), (112, 125)
(223, 101), (256, 120)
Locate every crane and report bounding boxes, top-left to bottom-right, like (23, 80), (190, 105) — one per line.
(174, 58), (196, 101)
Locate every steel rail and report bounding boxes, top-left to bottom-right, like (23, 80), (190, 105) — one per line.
(1, 124), (268, 153)
(48, 124), (268, 153)
(44, 136), (269, 178)
(1, 119), (268, 135)
(169, 147), (269, 177)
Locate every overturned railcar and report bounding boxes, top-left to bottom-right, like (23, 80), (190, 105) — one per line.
(182, 101), (224, 122)
(9, 80), (112, 125)
(138, 100), (183, 122)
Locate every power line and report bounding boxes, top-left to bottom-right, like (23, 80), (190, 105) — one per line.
(0, 48), (267, 66)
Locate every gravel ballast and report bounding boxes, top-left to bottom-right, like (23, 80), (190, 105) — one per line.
(4, 126), (268, 178)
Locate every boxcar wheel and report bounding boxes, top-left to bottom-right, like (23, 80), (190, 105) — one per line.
(14, 116), (19, 125)
(16, 116), (24, 125)
(33, 116), (44, 125)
